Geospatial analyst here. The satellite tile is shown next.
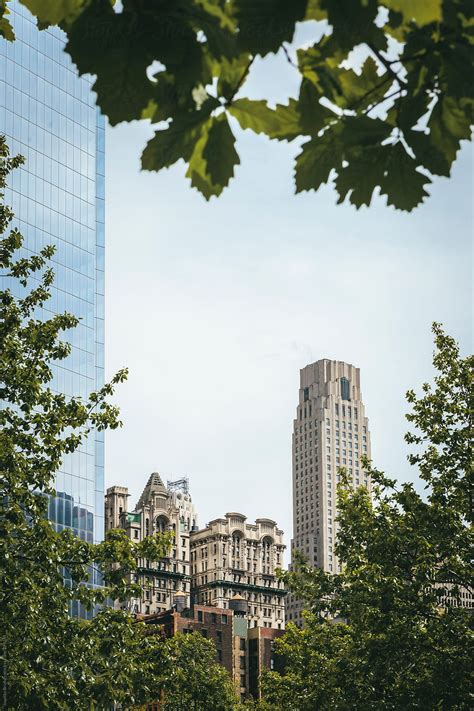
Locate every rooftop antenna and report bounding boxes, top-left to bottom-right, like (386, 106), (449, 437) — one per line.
(167, 477), (189, 495)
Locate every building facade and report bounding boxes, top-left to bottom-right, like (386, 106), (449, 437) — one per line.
(0, 1), (105, 615)
(286, 359), (371, 625)
(190, 512), (286, 629)
(105, 473), (198, 615)
(144, 596), (284, 703)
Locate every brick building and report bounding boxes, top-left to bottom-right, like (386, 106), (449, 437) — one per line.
(144, 594), (284, 702)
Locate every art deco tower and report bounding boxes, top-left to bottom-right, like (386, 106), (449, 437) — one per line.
(286, 360), (371, 625)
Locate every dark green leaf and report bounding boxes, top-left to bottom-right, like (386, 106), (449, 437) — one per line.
(202, 114), (240, 187)
(427, 95), (473, 168)
(217, 54), (252, 101)
(298, 79), (336, 134)
(380, 142), (431, 210)
(405, 129), (450, 177)
(334, 146), (387, 207)
(294, 137), (341, 192)
(234, 0), (308, 55)
(141, 105), (216, 172)
(321, 0), (386, 51)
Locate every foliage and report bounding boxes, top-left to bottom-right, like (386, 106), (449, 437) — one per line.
(0, 136), (240, 710)
(1, 0), (472, 209)
(263, 323), (473, 710)
(145, 632), (241, 711)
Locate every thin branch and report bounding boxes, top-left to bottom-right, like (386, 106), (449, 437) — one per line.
(363, 88), (403, 116)
(226, 58), (255, 104)
(349, 73), (393, 112)
(282, 44), (297, 68)
(368, 43), (407, 86)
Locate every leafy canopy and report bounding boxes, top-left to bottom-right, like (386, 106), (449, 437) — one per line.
(262, 324), (473, 710)
(1, 0), (472, 210)
(0, 136), (239, 710)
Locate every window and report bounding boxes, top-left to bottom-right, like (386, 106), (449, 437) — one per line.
(240, 638), (246, 651)
(200, 628), (208, 638)
(134, 530), (138, 539)
(216, 630), (222, 644)
(303, 386), (309, 401)
(217, 649), (222, 662)
(211, 612), (217, 624)
(340, 377), (350, 401)
(221, 614), (227, 624)
(197, 610), (203, 622)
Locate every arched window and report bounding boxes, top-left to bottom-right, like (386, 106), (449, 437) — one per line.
(155, 515), (169, 533)
(261, 536), (274, 573)
(232, 532), (243, 558)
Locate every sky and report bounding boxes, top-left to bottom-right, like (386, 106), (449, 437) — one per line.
(104, 35), (473, 555)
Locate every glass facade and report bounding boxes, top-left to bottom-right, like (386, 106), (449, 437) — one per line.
(0, 0), (105, 603)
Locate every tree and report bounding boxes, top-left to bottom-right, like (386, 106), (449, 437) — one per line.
(0, 137), (241, 710)
(146, 632), (241, 711)
(262, 324), (473, 709)
(1, 0), (472, 210)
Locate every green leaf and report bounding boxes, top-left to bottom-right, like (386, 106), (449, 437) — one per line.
(229, 98), (301, 141)
(0, 1), (15, 41)
(387, 91), (431, 132)
(383, 0), (442, 25)
(294, 137), (341, 192)
(405, 130), (450, 177)
(334, 146), (387, 208)
(336, 115), (393, 148)
(217, 55), (252, 101)
(202, 114), (240, 188)
(234, 0), (308, 55)
(380, 142), (431, 210)
(305, 0), (328, 21)
(65, 1), (205, 123)
(141, 73), (194, 124)
(336, 57), (389, 111)
(321, 0), (386, 51)
(298, 79), (336, 134)
(141, 107), (214, 172)
(185, 121), (224, 200)
(19, 0), (89, 25)
(427, 96), (473, 170)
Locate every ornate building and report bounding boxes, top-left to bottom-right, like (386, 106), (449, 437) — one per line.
(189, 513), (286, 629)
(105, 472), (198, 615)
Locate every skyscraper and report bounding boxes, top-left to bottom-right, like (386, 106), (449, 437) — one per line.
(286, 360), (371, 625)
(0, 1), (105, 611)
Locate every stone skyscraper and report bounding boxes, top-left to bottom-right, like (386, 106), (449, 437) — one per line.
(0, 1), (105, 616)
(286, 360), (371, 625)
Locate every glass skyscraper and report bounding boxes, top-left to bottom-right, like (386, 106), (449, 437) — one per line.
(0, 1), (105, 609)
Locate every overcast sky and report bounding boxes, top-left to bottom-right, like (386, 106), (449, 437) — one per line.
(104, 38), (473, 555)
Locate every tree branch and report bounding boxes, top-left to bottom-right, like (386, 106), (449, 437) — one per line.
(226, 58), (254, 104)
